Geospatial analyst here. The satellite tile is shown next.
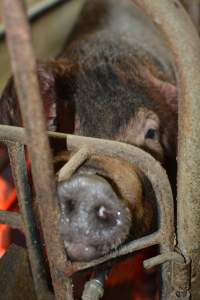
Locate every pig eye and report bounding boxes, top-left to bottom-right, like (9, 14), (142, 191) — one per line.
(145, 128), (157, 139)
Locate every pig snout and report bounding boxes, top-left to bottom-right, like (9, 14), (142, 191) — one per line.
(57, 174), (132, 261)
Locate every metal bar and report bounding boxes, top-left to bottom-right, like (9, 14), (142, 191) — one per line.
(0, 125), (26, 144)
(0, 0), (73, 40)
(58, 146), (90, 181)
(182, 0), (200, 29)
(133, 1), (200, 299)
(70, 232), (160, 275)
(2, 1), (73, 299)
(0, 210), (23, 230)
(7, 142), (53, 300)
(143, 252), (185, 270)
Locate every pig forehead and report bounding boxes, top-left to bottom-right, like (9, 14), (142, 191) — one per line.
(74, 78), (155, 138)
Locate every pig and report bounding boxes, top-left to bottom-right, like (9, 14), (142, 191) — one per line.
(0, 0), (177, 290)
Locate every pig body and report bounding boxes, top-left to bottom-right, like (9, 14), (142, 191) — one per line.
(0, 0), (177, 298)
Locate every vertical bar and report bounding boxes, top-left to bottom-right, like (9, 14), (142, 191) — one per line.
(133, 1), (200, 299)
(2, 1), (73, 299)
(7, 142), (53, 300)
(182, 0), (200, 30)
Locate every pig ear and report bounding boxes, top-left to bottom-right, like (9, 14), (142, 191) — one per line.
(143, 69), (177, 113)
(37, 62), (58, 131)
(38, 60), (78, 132)
(0, 60), (76, 131)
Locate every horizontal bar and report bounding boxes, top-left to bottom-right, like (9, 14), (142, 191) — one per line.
(67, 232), (160, 275)
(143, 251), (185, 270)
(0, 125), (26, 144)
(0, 210), (23, 230)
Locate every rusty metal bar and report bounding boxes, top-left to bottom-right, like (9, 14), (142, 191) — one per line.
(58, 146), (90, 181)
(7, 141), (53, 300)
(182, 0), (200, 29)
(1, 1), (73, 299)
(70, 232), (160, 275)
(0, 211), (23, 230)
(133, 1), (200, 299)
(0, 0), (73, 40)
(143, 252), (185, 270)
(0, 125), (26, 144)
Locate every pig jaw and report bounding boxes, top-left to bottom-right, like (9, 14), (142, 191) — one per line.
(57, 174), (132, 262)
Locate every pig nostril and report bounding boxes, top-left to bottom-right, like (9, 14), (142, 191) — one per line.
(95, 205), (115, 225)
(65, 198), (75, 215)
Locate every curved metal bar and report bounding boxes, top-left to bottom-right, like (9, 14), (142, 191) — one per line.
(1, 1), (73, 299)
(133, 1), (200, 299)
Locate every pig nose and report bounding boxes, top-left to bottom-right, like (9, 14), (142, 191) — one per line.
(58, 174), (130, 228)
(57, 174), (132, 261)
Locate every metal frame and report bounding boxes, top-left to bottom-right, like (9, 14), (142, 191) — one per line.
(0, 0), (200, 299)
(0, 126), (176, 300)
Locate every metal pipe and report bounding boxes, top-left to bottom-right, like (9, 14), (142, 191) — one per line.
(58, 147), (89, 181)
(0, 210), (23, 230)
(8, 142), (53, 300)
(182, 0), (200, 29)
(133, 0), (200, 299)
(2, 1), (73, 299)
(0, 0), (73, 40)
